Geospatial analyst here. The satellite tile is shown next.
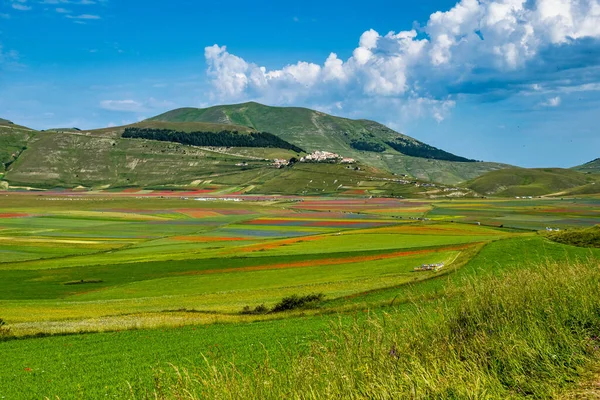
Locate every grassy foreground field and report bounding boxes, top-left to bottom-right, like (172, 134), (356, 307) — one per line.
(0, 192), (599, 398)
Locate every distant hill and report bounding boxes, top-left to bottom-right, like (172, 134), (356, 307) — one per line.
(149, 102), (510, 184)
(43, 128), (81, 133)
(467, 168), (599, 197)
(0, 118), (14, 126)
(573, 158), (600, 174)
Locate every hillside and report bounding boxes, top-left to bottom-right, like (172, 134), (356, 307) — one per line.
(3, 129), (432, 197)
(574, 158), (600, 174)
(150, 102), (510, 183)
(0, 123), (36, 174)
(1, 104), (513, 189)
(467, 168), (598, 197)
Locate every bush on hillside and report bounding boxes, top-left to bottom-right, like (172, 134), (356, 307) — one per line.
(0, 318), (11, 338)
(240, 304), (269, 315)
(271, 293), (325, 313)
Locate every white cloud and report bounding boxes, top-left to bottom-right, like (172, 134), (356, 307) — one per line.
(204, 0), (600, 121)
(66, 13), (100, 19)
(12, 2), (32, 11)
(540, 96), (561, 107)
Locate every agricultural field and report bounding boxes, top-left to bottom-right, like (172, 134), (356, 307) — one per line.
(0, 191), (599, 399)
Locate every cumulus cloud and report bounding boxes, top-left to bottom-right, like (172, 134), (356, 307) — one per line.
(204, 0), (600, 120)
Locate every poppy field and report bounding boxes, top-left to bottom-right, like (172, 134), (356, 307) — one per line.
(0, 192), (599, 398)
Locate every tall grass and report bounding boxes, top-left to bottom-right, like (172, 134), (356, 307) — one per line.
(133, 259), (600, 399)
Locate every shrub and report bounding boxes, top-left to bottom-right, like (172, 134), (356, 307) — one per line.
(271, 293), (325, 313)
(0, 318), (11, 339)
(240, 304), (269, 315)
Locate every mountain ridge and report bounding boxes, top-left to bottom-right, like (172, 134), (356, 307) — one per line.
(148, 102), (510, 183)
(573, 158), (600, 174)
(1, 103), (512, 189)
(150, 102), (475, 161)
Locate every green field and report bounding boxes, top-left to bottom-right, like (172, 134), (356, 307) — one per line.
(0, 192), (599, 399)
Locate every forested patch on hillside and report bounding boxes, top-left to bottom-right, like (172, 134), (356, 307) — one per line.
(122, 127), (305, 153)
(349, 139), (386, 152)
(386, 138), (476, 162)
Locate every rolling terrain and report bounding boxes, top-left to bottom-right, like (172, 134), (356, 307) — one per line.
(0, 193), (599, 399)
(574, 158), (600, 174)
(466, 167), (600, 197)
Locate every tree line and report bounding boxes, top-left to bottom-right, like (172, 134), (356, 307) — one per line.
(122, 128), (305, 153)
(385, 139), (476, 162)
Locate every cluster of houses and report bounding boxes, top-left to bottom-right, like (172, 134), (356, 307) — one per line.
(545, 227), (561, 232)
(272, 151), (356, 168)
(300, 151), (355, 164)
(515, 196), (534, 199)
(414, 262), (445, 272)
(415, 182), (437, 188)
(272, 159), (289, 168)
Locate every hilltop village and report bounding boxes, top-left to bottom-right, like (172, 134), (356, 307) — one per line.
(273, 151), (356, 168)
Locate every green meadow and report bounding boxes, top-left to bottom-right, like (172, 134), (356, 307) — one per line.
(0, 192), (599, 399)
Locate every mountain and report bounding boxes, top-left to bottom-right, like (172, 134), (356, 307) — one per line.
(150, 102), (510, 184)
(573, 158), (600, 174)
(1, 103), (512, 192)
(466, 168), (599, 197)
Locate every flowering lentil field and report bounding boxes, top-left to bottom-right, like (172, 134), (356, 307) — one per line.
(0, 192), (599, 399)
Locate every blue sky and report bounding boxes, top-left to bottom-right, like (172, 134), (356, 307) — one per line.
(1, 0), (599, 168)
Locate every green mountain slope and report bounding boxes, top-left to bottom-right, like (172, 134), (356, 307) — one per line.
(574, 158), (600, 174)
(0, 122), (36, 174)
(467, 168), (598, 197)
(149, 102), (510, 184)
